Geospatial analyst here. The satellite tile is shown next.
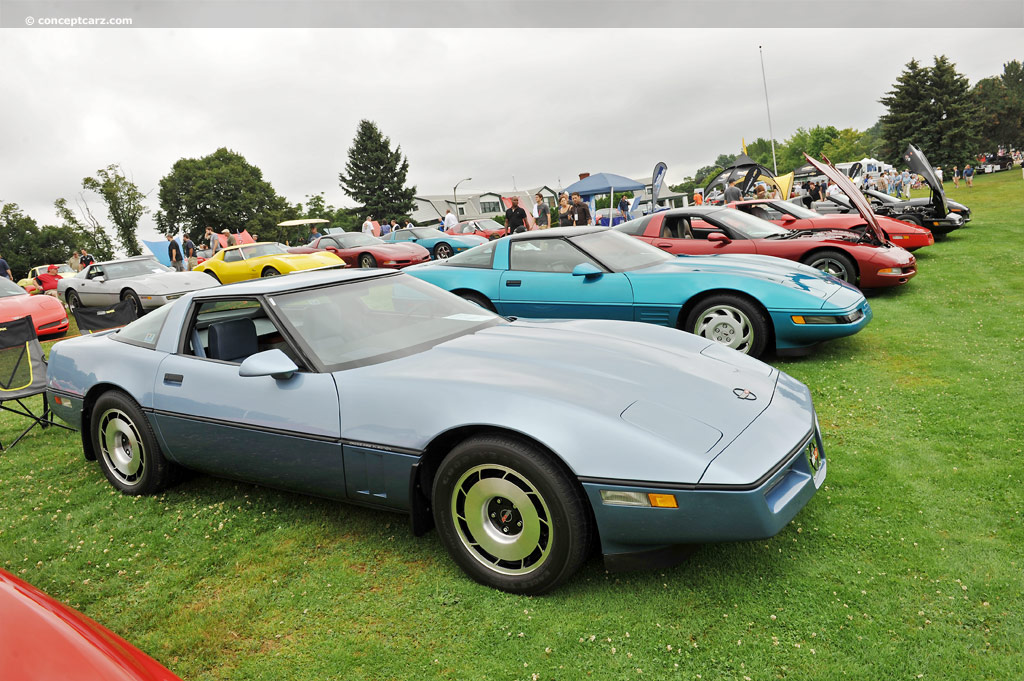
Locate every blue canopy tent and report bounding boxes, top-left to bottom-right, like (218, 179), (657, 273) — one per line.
(143, 237), (181, 267)
(564, 173), (645, 226)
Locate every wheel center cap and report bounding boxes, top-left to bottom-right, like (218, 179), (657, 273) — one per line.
(487, 497), (523, 536)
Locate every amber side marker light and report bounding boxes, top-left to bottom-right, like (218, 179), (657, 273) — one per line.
(648, 493), (678, 509)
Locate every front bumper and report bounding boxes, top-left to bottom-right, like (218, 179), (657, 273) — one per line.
(584, 427), (826, 569)
(769, 298), (872, 351)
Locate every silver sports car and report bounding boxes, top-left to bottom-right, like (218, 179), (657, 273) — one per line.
(58, 256), (219, 315)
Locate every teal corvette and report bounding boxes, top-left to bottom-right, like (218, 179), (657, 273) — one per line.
(405, 227), (871, 357)
(380, 227), (487, 260)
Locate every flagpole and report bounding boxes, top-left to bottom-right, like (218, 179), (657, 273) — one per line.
(759, 45), (778, 175)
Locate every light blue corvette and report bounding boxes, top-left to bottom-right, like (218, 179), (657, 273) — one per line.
(379, 226), (487, 260)
(405, 227), (872, 357)
(47, 268), (825, 594)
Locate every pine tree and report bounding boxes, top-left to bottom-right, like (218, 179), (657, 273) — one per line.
(880, 56), (979, 169)
(338, 120), (416, 223)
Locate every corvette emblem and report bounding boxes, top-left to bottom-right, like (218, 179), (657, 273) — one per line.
(732, 388), (757, 401)
(500, 509), (513, 524)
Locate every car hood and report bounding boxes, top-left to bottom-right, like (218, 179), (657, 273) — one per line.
(372, 243), (429, 257)
(902, 144), (949, 216)
(804, 154), (888, 243)
(633, 254), (843, 302)
(449, 234), (488, 246)
(341, 318), (781, 477)
(115, 271), (219, 294)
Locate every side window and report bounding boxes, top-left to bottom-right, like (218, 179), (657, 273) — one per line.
(689, 217), (717, 239)
(748, 204), (782, 221)
(392, 231), (411, 241)
(446, 241), (496, 269)
(184, 298), (302, 367)
(320, 237), (340, 249)
(223, 249), (243, 263)
(88, 266), (105, 279)
(616, 215), (652, 236)
(510, 239), (598, 273)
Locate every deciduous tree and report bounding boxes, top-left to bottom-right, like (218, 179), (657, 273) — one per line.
(81, 164), (148, 256)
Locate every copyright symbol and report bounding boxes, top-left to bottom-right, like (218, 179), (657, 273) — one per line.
(25, 16), (35, 25)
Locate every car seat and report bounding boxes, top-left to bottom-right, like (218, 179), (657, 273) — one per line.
(207, 318), (259, 363)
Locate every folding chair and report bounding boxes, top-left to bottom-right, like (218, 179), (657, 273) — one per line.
(0, 316), (73, 452)
(71, 299), (138, 334)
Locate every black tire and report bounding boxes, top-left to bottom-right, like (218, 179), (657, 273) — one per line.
(457, 291), (496, 312)
(434, 242), (454, 260)
(359, 253), (377, 268)
(65, 289), (82, 311)
(432, 435), (592, 595)
(899, 214), (923, 227)
(90, 390), (175, 496)
(203, 269), (221, 283)
(801, 249), (857, 285)
(121, 288), (143, 317)
(261, 267), (280, 277)
(685, 294), (769, 357)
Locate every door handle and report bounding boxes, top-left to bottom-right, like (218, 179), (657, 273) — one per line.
(506, 280), (522, 287)
(163, 373), (183, 385)
(656, 242), (672, 249)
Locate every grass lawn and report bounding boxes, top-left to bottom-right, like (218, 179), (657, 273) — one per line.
(2, 169), (1022, 680)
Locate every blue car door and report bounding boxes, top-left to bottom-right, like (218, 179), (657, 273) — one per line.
(497, 238), (634, 320)
(149, 297), (346, 500)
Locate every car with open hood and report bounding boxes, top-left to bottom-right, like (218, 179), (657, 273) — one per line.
(406, 226), (870, 357)
(616, 155), (916, 289)
(727, 198), (934, 251)
(192, 242), (344, 284)
(46, 268), (826, 594)
(810, 146), (968, 233)
(58, 256), (220, 316)
(288, 231), (430, 269)
(378, 226), (487, 260)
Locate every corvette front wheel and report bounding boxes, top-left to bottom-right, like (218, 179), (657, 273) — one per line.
(432, 435), (591, 595)
(802, 250), (857, 284)
(686, 294), (768, 357)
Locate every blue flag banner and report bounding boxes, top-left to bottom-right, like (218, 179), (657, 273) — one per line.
(651, 162), (668, 209)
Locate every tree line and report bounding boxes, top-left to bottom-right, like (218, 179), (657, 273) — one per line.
(671, 57), (1023, 196)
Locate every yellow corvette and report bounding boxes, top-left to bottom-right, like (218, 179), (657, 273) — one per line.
(193, 242), (345, 283)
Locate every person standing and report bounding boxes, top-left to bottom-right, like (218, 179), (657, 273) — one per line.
(443, 209), (458, 231)
(617, 194), (630, 222)
(205, 226), (221, 255)
(362, 216), (376, 235)
(723, 180), (742, 203)
(404, 220), (414, 230)
(901, 169), (912, 199)
(935, 166), (944, 184)
(182, 233), (197, 271)
(504, 196), (529, 234)
(221, 229), (237, 247)
(79, 248), (95, 269)
(951, 166), (960, 189)
(0, 252), (12, 280)
(568, 193), (592, 226)
(167, 234), (184, 272)
(534, 193), (550, 229)
(964, 164), (974, 188)
(557, 194), (572, 226)
(693, 189), (704, 206)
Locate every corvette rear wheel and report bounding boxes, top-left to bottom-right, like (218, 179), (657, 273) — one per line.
(899, 214), (922, 226)
(802, 250), (857, 284)
(203, 270), (221, 283)
(434, 243), (454, 260)
(686, 294), (768, 357)
(359, 253), (377, 268)
(432, 435), (591, 595)
(457, 291), (496, 312)
(262, 267), (280, 277)
(91, 390), (175, 495)
(66, 289), (82, 311)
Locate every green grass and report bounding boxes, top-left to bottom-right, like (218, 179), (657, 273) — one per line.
(3, 169), (1023, 680)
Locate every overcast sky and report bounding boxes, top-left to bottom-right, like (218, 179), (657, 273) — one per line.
(1, 28), (1021, 243)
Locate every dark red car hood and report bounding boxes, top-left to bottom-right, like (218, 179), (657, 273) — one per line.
(804, 154), (887, 244)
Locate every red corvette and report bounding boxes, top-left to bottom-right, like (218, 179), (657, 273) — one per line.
(615, 207), (916, 289)
(0, 277), (68, 338)
(289, 232), (430, 269)
(727, 199), (935, 251)
(447, 218), (509, 240)
(0, 569), (182, 680)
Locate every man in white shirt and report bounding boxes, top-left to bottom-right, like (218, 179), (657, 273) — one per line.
(361, 216), (375, 234)
(443, 209), (457, 230)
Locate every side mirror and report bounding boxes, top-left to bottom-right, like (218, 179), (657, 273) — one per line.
(238, 349), (298, 380)
(780, 215), (796, 224)
(708, 232), (732, 244)
(93, 276), (106, 283)
(572, 262), (604, 278)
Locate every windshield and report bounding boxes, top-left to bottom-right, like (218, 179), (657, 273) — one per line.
(268, 274), (501, 371)
(472, 219), (503, 231)
(336, 233), (380, 248)
(707, 209), (790, 238)
(567, 230), (673, 272)
(241, 243), (289, 258)
(0, 278), (27, 297)
(105, 259), (173, 279)
(775, 201), (819, 219)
